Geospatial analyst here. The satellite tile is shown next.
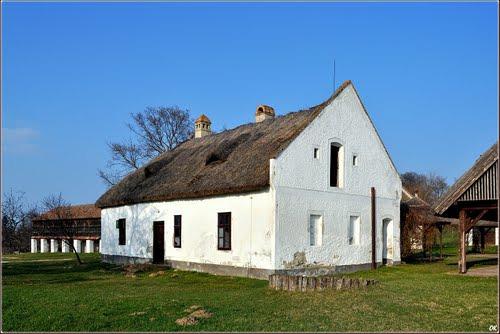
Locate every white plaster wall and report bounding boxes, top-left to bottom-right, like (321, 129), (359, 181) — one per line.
(273, 84), (401, 269)
(50, 239), (58, 253)
(73, 239), (82, 253)
(40, 239), (49, 253)
(62, 240), (70, 253)
(101, 190), (275, 270)
(31, 239), (37, 253)
(85, 240), (94, 253)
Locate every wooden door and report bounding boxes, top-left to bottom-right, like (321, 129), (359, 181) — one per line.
(153, 221), (165, 264)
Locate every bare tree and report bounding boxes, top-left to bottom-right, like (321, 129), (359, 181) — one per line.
(401, 172), (449, 205)
(2, 189), (37, 253)
(40, 193), (83, 264)
(98, 106), (193, 187)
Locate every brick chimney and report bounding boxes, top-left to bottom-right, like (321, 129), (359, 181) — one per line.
(195, 114), (212, 138)
(255, 105), (275, 123)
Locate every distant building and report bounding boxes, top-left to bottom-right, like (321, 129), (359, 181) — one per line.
(400, 188), (433, 254)
(96, 81), (402, 279)
(31, 204), (101, 254)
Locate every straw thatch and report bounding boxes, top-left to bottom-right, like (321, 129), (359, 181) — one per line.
(95, 81), (353, 208)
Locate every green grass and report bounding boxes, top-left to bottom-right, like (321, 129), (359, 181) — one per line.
(2, 252), (498, 332)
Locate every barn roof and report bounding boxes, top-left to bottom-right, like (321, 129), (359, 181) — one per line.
(34, 204), (101, 221)
(434, 142), (498, 216)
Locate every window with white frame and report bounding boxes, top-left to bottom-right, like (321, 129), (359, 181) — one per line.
(349, 215), (360, 245)
(309, 214), (323, 246)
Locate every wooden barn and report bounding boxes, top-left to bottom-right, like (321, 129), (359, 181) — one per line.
(31, 204), (101, 254)
(434, 142), (498, 273)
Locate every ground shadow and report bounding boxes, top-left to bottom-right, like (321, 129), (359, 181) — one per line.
(445, 256), (498, 269)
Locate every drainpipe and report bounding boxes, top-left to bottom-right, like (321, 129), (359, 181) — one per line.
(371, 187), (377, 270)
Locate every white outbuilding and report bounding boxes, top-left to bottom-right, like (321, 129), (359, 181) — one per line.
(96, 80), (402, 279)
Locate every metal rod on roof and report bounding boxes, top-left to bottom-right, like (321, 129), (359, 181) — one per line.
(333, 59), (336, 91)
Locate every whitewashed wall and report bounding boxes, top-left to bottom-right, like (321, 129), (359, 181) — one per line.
(101, 190), (275, 270)
(272, 84), (402, 269)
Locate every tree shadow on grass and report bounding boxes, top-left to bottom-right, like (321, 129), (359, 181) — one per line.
(2, 258), (123, 285)
(445, 257), (498, 269)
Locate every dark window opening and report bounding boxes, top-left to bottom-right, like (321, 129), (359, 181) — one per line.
(353, 154), (358, 166)
(174, 215), (182, 248)
(117, 219), (126, 245)
(313, 148), (319, 159)
(330, 144), (340, 187)
(218, 212), (231, 250)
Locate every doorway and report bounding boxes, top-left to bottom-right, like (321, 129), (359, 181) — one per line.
(153, 221), (165, 264)
(382, 218), (393, 264)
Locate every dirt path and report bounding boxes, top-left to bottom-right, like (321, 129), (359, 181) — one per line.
(463, 265), (498, 277)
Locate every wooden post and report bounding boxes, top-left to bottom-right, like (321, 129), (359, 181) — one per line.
(472, 228), (480, 253)
(480, 228), (486, 254)
(371, 187), (376, 270)
(459, 209), (467, 274)
(438, 225), (443, 260)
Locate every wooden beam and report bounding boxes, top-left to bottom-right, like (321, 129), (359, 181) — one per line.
(465, 209), (490, 232)
(438, 225), (443, 260)
(462, 205), (498, 211)
(458, 209), (467, 274)
(371, 187), (376, 270)
(480, 227), (486, 254)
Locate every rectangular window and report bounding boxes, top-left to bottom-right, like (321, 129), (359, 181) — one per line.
(313, 147), (319, 159)
(349, 215), (360, 245)
(117, 219), (126, 245)
(309, 214), (323, 246)
(217, 212), (231, 250)
(173, 215), (182, 248)
(352, 154), (358, 166)
(330, 144), (340, 187)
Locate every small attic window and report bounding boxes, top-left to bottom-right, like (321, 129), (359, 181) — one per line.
(352, 154), (358, 166)
(206, 152), (223, 165)
(313, 148), (319, 159)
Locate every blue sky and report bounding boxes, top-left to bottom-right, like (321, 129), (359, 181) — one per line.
(2, 2), (498, 205)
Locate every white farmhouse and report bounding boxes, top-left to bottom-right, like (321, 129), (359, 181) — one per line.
(96, 80), (402, 279)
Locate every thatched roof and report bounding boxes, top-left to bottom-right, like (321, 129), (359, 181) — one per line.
(96, 80), (369, 208)
(401, 187), (413, 202)
(34, 204), (101, 221)
(405, 195), (431, 209)
(434, 142), (498, 216)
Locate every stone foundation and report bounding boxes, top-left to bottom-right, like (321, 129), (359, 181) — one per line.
(166, 259), (274, 280)
(101, 255), (398, 281)
(101, 254), (152, 265)
(269, 274), (377, 291)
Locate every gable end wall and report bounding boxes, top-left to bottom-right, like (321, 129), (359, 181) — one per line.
(272, 85), (402, 270)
